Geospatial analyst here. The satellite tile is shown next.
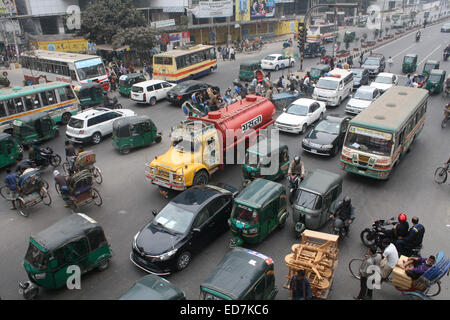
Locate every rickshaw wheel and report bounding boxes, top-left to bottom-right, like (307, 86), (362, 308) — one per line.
(62, 162), (70, 175)
(55, 182), (61, 195)
(348, 258), (363, 280)
(93, 166), (103, 184)
(51, 155), (61, 167)
(97, 258), (110, 271)
(434, 167), (447, 184)
(41, 188), (52, 206)
(425, 281), (441, 297)
(0, 185), (10, 199)
(120, 147), (131, 155)
(155, 135), (162, 143)
(23, 286), (39, 300)
(15, 199), (28, 217)
(92, 188), (102, 206)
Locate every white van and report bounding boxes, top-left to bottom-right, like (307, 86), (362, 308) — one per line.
(312, 68), (353, 106)
(130, 80), (175, 105)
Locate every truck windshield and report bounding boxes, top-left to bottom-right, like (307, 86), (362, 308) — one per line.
(173, 137), (201, 153)
(25, 242), (47, 270)
(344, 126), (393, 156)
(295, 190), (322, 210)
(316, 79), (339, 90)
(231, 204), (258, 225)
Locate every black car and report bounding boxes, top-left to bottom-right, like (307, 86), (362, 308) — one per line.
(166, 80), (220, 105)
(351, 68), (370, 90)
(130, 184), (238, 275)
(362, 53), (386, 78)
(302, 114), (351, 156)
(304, 42), (326, 58)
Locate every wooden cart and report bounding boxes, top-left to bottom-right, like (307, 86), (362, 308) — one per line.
(284, 230), (339, 299)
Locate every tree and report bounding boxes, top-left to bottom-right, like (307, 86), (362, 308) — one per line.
(80, 0), (145, 44)
(112, 26), (159, 52)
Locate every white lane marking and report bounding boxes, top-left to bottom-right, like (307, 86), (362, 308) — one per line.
(417, 45), (442, 66)
(390, 44), (416, 60)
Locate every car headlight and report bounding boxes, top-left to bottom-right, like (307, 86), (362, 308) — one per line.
(322, 144), (334, 149)
(133, 232), (139, 249)
(248, 227), (258, 234)
(157, 248), (178, 261)
(302, 139), (309, 145)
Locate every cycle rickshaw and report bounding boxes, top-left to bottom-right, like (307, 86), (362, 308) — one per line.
(14, 170), (51, 217)
(66, 169), (102, 209)
(63, 150), (103, 184)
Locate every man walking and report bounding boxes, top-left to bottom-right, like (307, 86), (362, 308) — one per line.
(289, 270), (312, 300)
(354, 246), (381, 300)
(387, 56), (393, 72)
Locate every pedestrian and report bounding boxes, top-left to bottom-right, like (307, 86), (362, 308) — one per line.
(406, 73), (413, 86)
(146, 64), (153, 79)
(289, 269), (312, 300)
(230, 47), (235, 60)
(303, 72), (311, 94)
(380, 238), (399, 281)
(387, 56), (393, 72)
(359, 52), (364, 66)
(222, 47), (227, 61)
(337, 60), (343, 69)
(65, 141), (78, 173)
(265, 86), (273, 99)
(241, 83), (248, 99)
(354, 246), (381, 300)
(347, 55), (353, 67)
(4, 168), (18, 210)
(329, 58), (335, 70)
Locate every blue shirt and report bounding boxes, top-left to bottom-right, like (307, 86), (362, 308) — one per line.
(5, 173), (18, 191)
(290, 275), (312, 300)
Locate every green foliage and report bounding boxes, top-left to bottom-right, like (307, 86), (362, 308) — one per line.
(112, 26), (159, 51)
(80, 0), (146, 44)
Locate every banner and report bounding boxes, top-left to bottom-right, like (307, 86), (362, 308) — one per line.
(250, 0), (275, 20)
(191, 0), (233, 18)
(0, 0), (17, 16)
(236, 0), (250, 21)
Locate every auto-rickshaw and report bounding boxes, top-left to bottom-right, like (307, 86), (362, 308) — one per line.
(75, 83), (105, 109)
(402, 54), (418, 74)
(0, 132), (22, 169)
(12, 112), (59, 146)
(199, 247), (278, 300)
(239, 61), (263, 82)
(229, 178), (288, 247)
(344, 31), (356, 42)
(242, 138), (289, 181)
(119, 274), (186, 300)
(19, 213), (112, 299)
(425, 69), (446, 94)
(309, 64), (330, 82)
(118, 73), (147, 97)
(112, 115), (162, 154)
(291, 169), (343, 238)
(422, 60), (439, 77)
(304, 42), (326, 58)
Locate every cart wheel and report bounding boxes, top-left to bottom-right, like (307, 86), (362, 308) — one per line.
(425, 281), (441, 297)
(97, 258), (110, 271)
(15, 199), (27, 217)
(22, 286), (39, 300)
(120, 147), (131, 155)
(39, 179), (50, 190)
(0, 185), (10, 199)
(41, 188), (52, 206)
(92, 188), (102, 206)
(434, 167), (448, 184)
(155, 135), (162, 143)
(348, 258), (363, 280)
(51, 154), (61, 167)
(93, 166), (103, 184)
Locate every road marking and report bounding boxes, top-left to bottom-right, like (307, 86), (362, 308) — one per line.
(418, 45), (442, 65)
(390, 44), (416, 60)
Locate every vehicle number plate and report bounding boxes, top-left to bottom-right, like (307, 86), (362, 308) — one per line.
(311, 149), (317, 153)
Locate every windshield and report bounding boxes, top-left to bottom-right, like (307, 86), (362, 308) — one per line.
(354, 90), (373, 100)
(245, 151), (271, 168)
(25, 242), (47, 270)
(310, 68), (322, 77)
(295, 190), (322, 210)
(316, 78), (339, 90)
(285, 104), (309, 116)
(200, 291), (226, 300)
(424, 64), (435, 72)
(344, 126), (393, 156)
(264, 55), (277, 61)
(374, 76), (392, 84)
(352, 70), (363, 77)
(173, 83), (190, 93)
(172, 137), (202, 153)
(429, 74), (441, 82)
(68, 118), (84, 129)
(364, 58), (380, 66)
(75, 58), (106, 81)
(153, 203), (195, 234)
(404, 56), (415, 63)
(231, 204), (258, 226)
(315, 120), (340, 135)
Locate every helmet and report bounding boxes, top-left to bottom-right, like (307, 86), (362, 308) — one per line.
(53, 170), (60, 177)
(294, 156), (300, 163)
(343, 196), (351, 205)
(398, 213), (407, 223)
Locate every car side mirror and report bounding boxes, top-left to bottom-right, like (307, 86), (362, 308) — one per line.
(152, 210), (158, 216)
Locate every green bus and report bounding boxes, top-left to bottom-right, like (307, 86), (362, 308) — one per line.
(340, 86), (429, 180)
(0, 82), (80, 134)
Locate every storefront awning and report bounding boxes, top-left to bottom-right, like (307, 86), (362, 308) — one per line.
(163, 7), (185, 13)
(95, 44), (130, 52)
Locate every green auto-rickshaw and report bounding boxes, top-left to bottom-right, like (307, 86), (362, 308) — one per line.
(229, 178), (288, 247)
(118, 73), (147, 97)
(309, 64), (330, 82)
(422, 60), (439, 77)
(20, 213), (113, 300)
(239, 61), (262, 82)
(402, 54), (418, 74)
(242, 138), (289, 181)
(12, 112), (59, 146)
(112, 115), (162, 154)
(200, 247), (277, 300)
(291, 169), (343, 238)
(75, 83), (105, 109)
(344, 31), (356, 42)
(119, 274), (186, 300)
(0, 132), (22, 169)
(425, 69), (447, 94)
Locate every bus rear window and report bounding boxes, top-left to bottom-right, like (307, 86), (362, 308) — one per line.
(154, 57), (173, 65)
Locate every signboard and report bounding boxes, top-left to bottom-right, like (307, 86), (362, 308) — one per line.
(250, 0), (275, 20)
(191, 0), (233, 18)
(349, 126), (392, 140)
(31, 38), (89, 54)
(151, 19), (176, 29)
(236, 0), (250, 21)
(0, 0), (17, 16)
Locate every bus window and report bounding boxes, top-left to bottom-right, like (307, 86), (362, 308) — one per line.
(46, 90), (56, 105)
(65, 86), (75, 100)
(57, 87), (68, 102)
(32, 94), (41, 109)
(24, 96), (34, 110)
(6, 99), (16, 115)
(184, 55), (191, 66)
(176, 56), (186, 69)
(70, 70), (77, 81)
(40, 92), (49, 106)
(209, 48), (216, 60)
(0, 102), (6, 117)
(14, 98), (24, 113)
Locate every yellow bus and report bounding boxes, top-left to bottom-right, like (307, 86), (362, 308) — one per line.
(152, 44), (217, 83)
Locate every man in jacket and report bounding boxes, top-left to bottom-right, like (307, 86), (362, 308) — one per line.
(396, 216), (425, 256)
(287, 155), (305, 179)
(289, 269), (312, 300)
(354, 246), (381, 300)
(330, 196), (355, 233)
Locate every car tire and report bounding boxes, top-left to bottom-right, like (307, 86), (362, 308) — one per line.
(92, 132), (102, 144)
(301, 123), (307, 134)
(319, 112), (324, 121)
(176, 251), (191, 271)
(97, 258), (110, 271)
(290, 61), (295, 67)
(149, 97), (156, 106)
(155, 135), (162, 143)
(275, 65), (280, 71)
(61, 112), (72, 125)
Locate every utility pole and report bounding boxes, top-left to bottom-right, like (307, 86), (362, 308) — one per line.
(333, 1), (337, 60)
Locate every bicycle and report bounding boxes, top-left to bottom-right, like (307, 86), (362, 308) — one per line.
(434, 163), (449, 184)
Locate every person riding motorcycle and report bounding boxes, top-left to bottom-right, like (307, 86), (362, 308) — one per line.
(379, 213), (410, 241)
(444, 44), (450, 56)
(287, 155), (305, 179)
(415, 31), (421, 41)
(330, 196), (355, 234)
(396, 216), (425, 256)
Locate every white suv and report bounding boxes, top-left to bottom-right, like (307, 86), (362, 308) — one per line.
(130, 80), (174, 105)
(66, 107), (136, 144)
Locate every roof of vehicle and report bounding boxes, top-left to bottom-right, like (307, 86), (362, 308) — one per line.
(240, 61), (261, 66)
(246, 138), (287, 156)
(376, 72), (395, 78)
(404, 53), (418, 58)
(291, 98), (321, 106)
(264, 54), (282, 58)
(113, 115), (153, 128)
(424, 60), (439, 65)
(235, 178), (285, 209)
(367, 53), (385, 58)
(132, 79), (168, 87)
(200, 247), (273, 300)
(356, 85), (377, 93)
(153, 44), (214, 58)
(171, 184), (232, 212)
(31, 213), (102, 252)
(0, 82), (71, 100)
(14, 112), (51, 124)
(329, 68), (352, 77)
(120, 73), (147, 79)
(119, 275), (185, 300)
(323, 114), (350, 123)
(350, 86), (429, 133)
(300, 169), (343, 195)
(311, 64), (330, 71)
(78, 82), (103, 90)
(71, 107), (124, 120)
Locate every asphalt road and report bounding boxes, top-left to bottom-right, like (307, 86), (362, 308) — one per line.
(0, 17), (449, 301)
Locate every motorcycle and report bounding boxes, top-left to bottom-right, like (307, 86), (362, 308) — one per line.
(103, 96), (122, 109)
(288, 174), (302, 204)
(360, 217), (395, 249)
(18, 147), (61, 171)
(444, 51), (449, 61)
(415, 34), (421, 42)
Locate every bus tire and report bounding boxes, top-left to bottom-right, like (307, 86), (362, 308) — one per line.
(193, 170), (209, 186)
(61, 113), (72, 125)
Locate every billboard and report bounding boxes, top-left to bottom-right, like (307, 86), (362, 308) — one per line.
(0, 0), (17, 16)
(191, 0), (233, 18)
(250, 0), (275, 20)
(236, 0), (251, 21)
